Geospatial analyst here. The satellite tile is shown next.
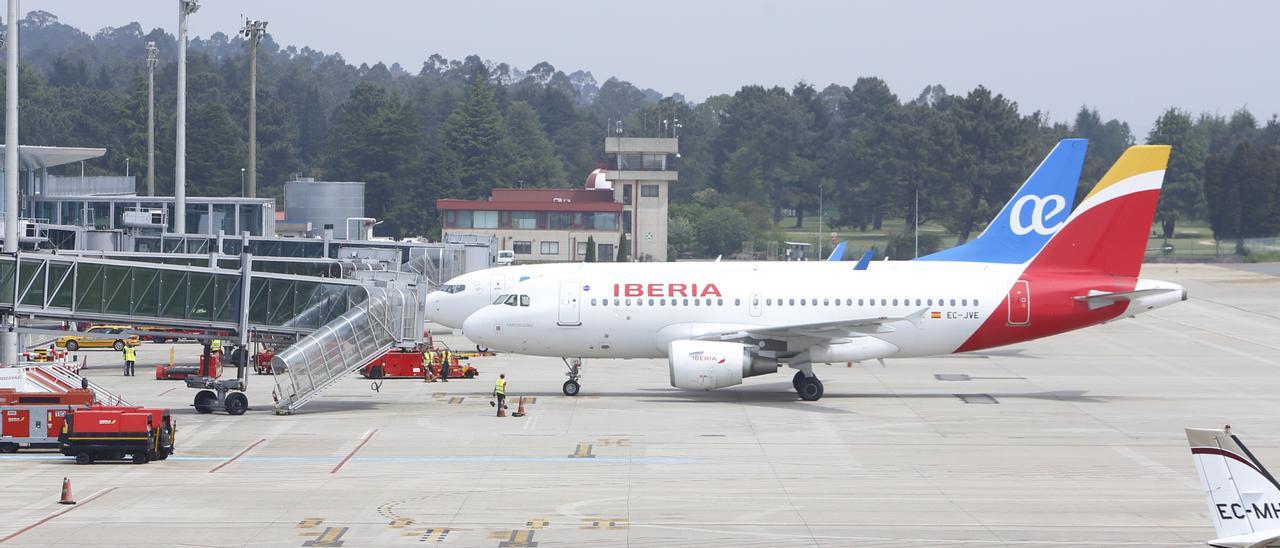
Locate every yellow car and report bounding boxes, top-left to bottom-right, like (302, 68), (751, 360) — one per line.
(56, 325), (141, 352)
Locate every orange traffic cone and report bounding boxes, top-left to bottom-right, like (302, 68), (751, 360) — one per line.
(59, 477), (76, 505)
(496, 398), (507, 417)
(512, 396), (526, 417)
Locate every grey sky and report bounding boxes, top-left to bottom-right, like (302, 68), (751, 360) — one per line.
(30, 0), (1280, 137)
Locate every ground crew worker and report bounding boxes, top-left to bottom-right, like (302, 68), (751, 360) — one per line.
(494, 373), (507, 411)
(439, 349), (450, 382)
(422, 349), (432, 382)
(122, 342), (137, 376)
(210, 339), (223, 355)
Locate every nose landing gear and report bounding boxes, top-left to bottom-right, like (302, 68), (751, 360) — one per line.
(562, 357), (583, 396)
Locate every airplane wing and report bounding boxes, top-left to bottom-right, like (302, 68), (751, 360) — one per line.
(696, 308), (928, 342)
(1073, 288), (1178, 310)
(1208, 530), (1280, 548)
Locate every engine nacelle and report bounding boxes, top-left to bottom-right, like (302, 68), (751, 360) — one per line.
(668, 340), (777, 390)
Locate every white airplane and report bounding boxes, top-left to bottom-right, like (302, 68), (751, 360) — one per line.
(460, 144), (1186, 399)
(1187, 427), (1280, 548)
(427, 138), (1091, 332)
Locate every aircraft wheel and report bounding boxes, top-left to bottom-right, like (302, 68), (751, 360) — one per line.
(476, 345), (489, 353)
(194, 390), (217, 414)
(225, 392), (249, 416)
(796, 377), (824, 401)
(562, 380), (580, 396)
(792, 371), (805, 390)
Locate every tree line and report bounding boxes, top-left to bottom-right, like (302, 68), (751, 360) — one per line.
(3, 11), (1278, 252)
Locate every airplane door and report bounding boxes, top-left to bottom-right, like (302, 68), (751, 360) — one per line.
(1007, 280), (1030, 325)
(557, 281), (582, 326)
(749, 293), (762, 317)
(490, 274), (505, 301)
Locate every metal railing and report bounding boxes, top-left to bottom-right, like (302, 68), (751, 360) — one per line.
(269, 284), (422, 414)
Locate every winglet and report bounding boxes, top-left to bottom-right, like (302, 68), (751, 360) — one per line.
(853, 249), (873, 270)
(827, 241), (847, 262)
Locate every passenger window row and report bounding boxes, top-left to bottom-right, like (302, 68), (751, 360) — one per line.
(588, 297), (979, 308)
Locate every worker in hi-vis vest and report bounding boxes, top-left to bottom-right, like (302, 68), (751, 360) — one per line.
(438, 350), (450, 382)
(494, 374), (507, 410)
(122, 342), (137, 376)
(421, 349), (432, 382)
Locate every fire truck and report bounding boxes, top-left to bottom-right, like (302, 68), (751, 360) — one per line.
(0, 390), (95, 453)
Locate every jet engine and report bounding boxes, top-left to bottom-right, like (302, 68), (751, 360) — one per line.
(668, 340), (778, 390)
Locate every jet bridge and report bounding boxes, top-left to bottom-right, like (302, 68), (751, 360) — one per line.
(0, 253), (364, 337)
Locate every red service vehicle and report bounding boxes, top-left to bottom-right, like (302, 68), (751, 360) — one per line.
(361, 348), (478, 380)
(156, 351), (223, 380)
(2, 405), (80, 452)
(58, 406), (175, 464)
(0, 389), (95, 407)
(253, 348), (275, 375)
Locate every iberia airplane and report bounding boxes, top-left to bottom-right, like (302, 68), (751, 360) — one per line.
(428, 138), (1090, 333)
(460, 144), (1185, 400)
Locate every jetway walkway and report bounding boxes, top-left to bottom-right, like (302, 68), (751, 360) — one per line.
(0, 253), (365, 337)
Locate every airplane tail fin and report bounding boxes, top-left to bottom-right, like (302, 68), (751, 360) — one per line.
(919, 138), (1087, 264)
(1187, 427), (1280, 544)
(1028, 145), (1170, 278)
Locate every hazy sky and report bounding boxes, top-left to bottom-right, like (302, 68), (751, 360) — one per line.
(29, 0), (1280, 137)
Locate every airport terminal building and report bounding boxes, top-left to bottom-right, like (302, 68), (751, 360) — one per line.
(437, 136), (678, 263)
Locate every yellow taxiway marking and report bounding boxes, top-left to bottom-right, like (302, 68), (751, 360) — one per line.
(525, 518), (549, 529)
(297, 518), (324, 528)
(301, 526), (348, 547)
(568, 443), (595, 459)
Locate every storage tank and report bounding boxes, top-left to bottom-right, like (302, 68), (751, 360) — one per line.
(283, 179), (365, 239)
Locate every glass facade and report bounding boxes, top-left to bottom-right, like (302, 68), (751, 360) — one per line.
(442, 209), (619, 231)
(32, 197), (274, 236)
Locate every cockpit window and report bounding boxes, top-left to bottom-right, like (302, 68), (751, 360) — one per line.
(493, 294), (508, 305)
(519, 295), (529, 307)
(442, 284), (465, 294)
(504, 295), (519, 306)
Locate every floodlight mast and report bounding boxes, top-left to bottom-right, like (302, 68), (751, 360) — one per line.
(2, 0), (18, 365)
(240, 19), (267, 199)
(145, 41), (158, 197)
(176, 0), (199, 234)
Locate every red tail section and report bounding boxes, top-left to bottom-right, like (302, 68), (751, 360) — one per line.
(1027, 145), (1171, 278)
(956, 145), (1171, 353)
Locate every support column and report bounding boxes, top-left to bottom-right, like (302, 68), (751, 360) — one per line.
(2, 0), (22, 365)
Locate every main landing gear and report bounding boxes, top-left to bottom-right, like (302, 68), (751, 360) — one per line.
(792, 370), (824, 401)
(562, 357), (583, 396)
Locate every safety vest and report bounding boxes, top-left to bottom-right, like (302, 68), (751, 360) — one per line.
(210, 340), (222, 352)
(494, 378), (506, 395)
(123, 345), (136, 361)
(421, 352), (430, 366)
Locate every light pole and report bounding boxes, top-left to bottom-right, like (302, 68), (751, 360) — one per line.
(145, 40), (157, 196)
(240, 18), (267, 199)
(125, 157), (130, 177)
(240, 168), (245, 197)
(913, 186), (920, 258)
(817, 182), (824, 260)
(2, 0), (21, 365)
(176, 0), (199, 233)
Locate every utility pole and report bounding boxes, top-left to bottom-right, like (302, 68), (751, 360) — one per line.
(914, 186), (920, 259)
(2, 0), (20, 365)
(145, 41), (157, 196)
(176, 0), (199, 234)
(240, 19), (267, 199)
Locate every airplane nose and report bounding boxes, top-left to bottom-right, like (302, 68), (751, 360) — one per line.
(462, 310), (493, 345)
